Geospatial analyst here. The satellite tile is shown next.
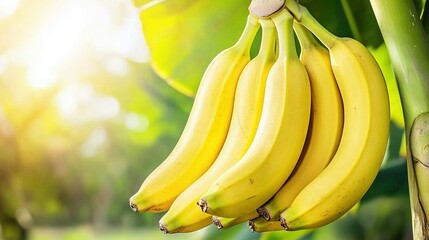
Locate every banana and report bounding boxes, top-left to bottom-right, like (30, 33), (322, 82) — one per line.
(157, 18), (277, 233)
(257, 22), (343, 221)
(212, 211), (259, 230)
(198, 9), (311, 218)
(248, 217), (284, 232)
(279, 2), (390, 230)
(129, 14), (260, 213)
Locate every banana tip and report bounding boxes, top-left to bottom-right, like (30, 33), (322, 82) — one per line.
(257, 207), (271, 221)
(247, 220), (256, 233)
(159, 223), (169, 234)
(212, 216), (223, 229)
(279, 217), (289, 231)
(197, 198), (209, 212)
(128, 200), (139, 212)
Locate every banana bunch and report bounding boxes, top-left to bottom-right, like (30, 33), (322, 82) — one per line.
(129, 0), (390, 234)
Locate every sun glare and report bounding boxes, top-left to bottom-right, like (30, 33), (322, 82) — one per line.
(55, 83), (120, 124)
(1, 0), (150, 126)
(7, 0), (148, 89)
(0, 0), (20, 19)
(25, 1), (87, 88)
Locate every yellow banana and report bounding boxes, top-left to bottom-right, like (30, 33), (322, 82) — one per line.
(248, 217), (284, 232)
(157, 18), (277, 233)
(129, 14), (260, 213)
(280, 2), (390, 230)
(257, 22), (343, 221)
(212, 211), (259, 230)
(198, 9), (311, 218)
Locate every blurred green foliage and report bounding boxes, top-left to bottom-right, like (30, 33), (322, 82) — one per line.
(0, 60), (194, 236)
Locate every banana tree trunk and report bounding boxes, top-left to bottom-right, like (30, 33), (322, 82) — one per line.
(369, 0), (429, 238)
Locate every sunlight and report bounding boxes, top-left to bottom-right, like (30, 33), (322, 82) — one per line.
(56, 83), (120, 123)
(103, 56), (130, 77)
(81, 127), (108, 158)
(25, 1), (92, 88)
(14, 0), (148, 89)
(0, 0), (20, 19)
(0, 55), (7, 76)
(0, 0), (152, 127)
(124, 112), (149, 132)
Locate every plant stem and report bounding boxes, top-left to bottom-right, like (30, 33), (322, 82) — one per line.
(369, 0), (429, 238)
(285, 1), (337, 48)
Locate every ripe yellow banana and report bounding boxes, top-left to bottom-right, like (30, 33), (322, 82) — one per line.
(212, 211), (259, 229)
(157, 18), (277, 233)
(248, 217), (284, 232)
(198, 9), (311, 218)
(257, 22), (343, 221)
(129, 14), (260, 213)
(280, 2), (390, 230)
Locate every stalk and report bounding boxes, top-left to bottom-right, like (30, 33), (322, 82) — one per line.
(272, 9), (298, 60)
(369, 0), (429, 238)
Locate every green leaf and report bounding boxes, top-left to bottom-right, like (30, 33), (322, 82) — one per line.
(339, 0), (383, 47)
(300, 0), (353, 38)
(136, 0), (250, 96)
(361, 158), (408, 203)
(413, 0), (427, 17)
(421, 0), (429, 35)
(134, 0), (388, 96)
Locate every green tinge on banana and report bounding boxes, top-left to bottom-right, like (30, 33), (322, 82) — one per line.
(280, 2), (390, 230)
(199, 9), (311, 218)
(157, 17), (277, 234)
(129, 14), (260, 213)
(257, 22), (344, 222)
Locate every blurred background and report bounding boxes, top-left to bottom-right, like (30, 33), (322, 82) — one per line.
(0, 0), (416, 239)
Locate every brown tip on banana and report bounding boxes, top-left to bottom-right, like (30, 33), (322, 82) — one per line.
(280, 217), (289, 230)
(129, 200), (139, 212)
(197, 198), (209, 213)
(247, 220), (256, 232)
(159, 223), (169, 234)
(256, 207), (271, 221)
(248, 220), (256, 232)
(212, 216), (223, 229)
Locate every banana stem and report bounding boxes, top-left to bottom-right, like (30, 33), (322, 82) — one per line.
(272, 10), (298, 60)
(293, 22), (317, 50)
(258, 18), (277, 58)
(234, 15), (261, 53)
(285, 1), (337, 48)
(369, 0), (429, 238)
